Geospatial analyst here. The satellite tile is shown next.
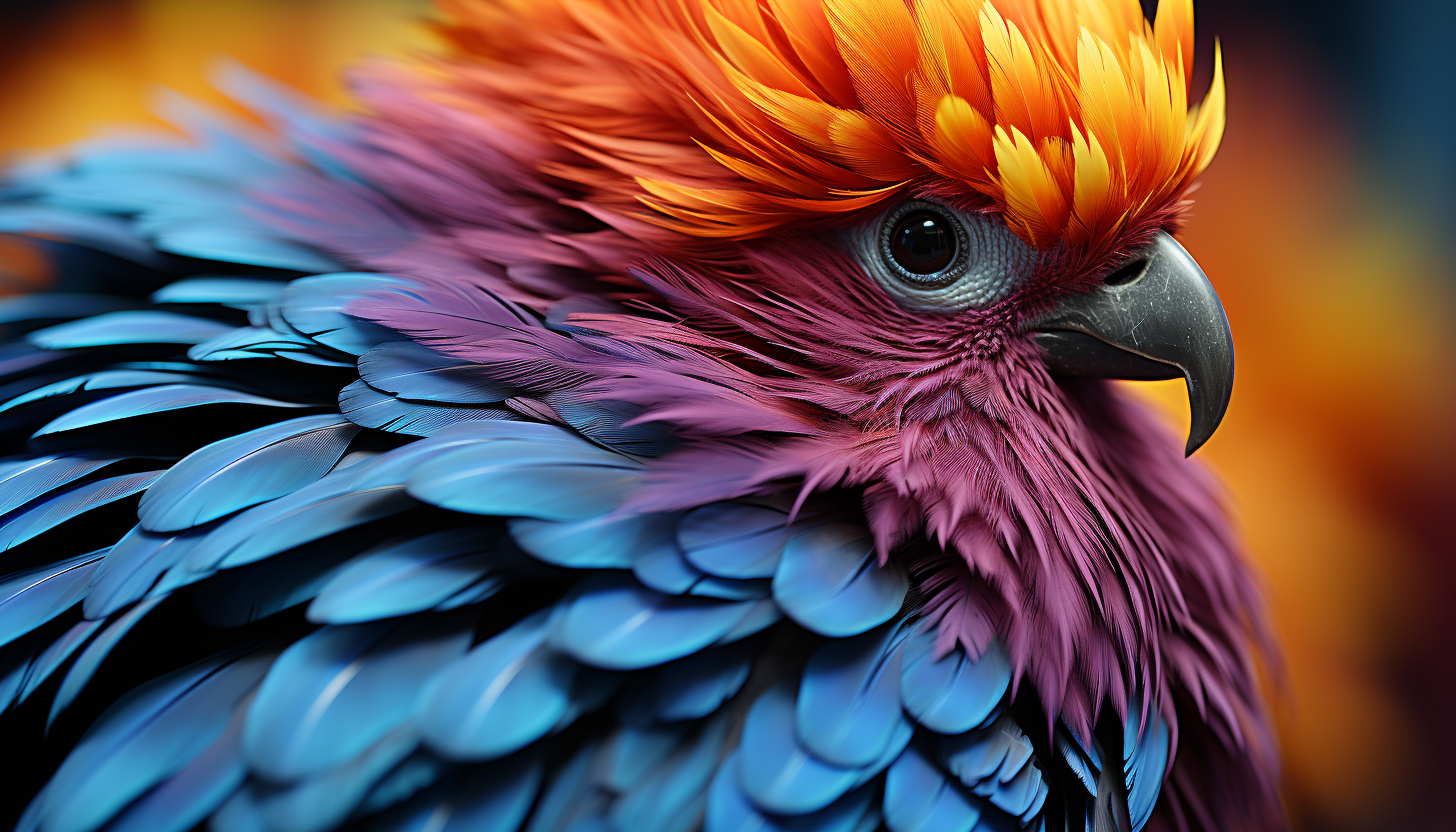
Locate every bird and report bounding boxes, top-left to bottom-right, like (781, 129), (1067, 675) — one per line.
(0, 1), (1284, 831)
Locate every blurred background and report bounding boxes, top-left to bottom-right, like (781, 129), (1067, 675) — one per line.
(0, 1), (1451, 830)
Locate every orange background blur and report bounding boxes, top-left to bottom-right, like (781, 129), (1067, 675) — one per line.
(0, 2), (1451, 830)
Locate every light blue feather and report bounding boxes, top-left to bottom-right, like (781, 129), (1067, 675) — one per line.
(370, 754), (543, 832)
(50, 595), (168, 724)
(14, 618), (103, 705)
(509, 511), (667, 570)
(1123, 705), (1170, 832)
(542, 391), (676, 456)
(419, 610), (579, 761)
(0, 294), (138, 326)
(899, 629), (1010, 735)
(139, 414), (361, 531)
(151, 277), (288, 310)
(0, 370), (218, 415)
(0, 453), (122, 517)
(642, 637), (756, 722)
(706, 751), (878, 832)
(358, 339), (511, 404)
(632, 533), (708, 595)
(771, 524), (907, 638)
(523, 739), (607, 832)
(307, 527), (505, 624)
(279, 273), (409, 355)
(104, 702), (248, 832)
(33, 385), (309, 438)
(882, 741), (984, 832)
(255, 726), (418, 832)
(84, 526), (206, 617)
(736, 684), (866, 816)
(32, 649), (274, 832)
(603, 724), (690, 791)
(678, 502), (797, 579)
(610, 714), (729, 832)
(340, 379), (515, 437)
(210, 785), (267, 832)
(0, 205), (164, 266)
(359, 753), (451, 819)
(27, 311), (235, 350)
(939, 715), (1034, 793)
(243, 619), (471, 780)
(796, 622), (912, 768)
(549, 573), (758, 671)
(406, 434), (641, 521)
(0, 470), (160, 551)
(156, 223), (343, 272)
(189, 534), (380, 627)
(0, 552), (106, 648)
(187, 326), (340, 363)
(182, 464), (418, 573)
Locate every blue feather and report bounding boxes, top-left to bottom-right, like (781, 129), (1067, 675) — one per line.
(406, 433), (641, 521)
(0, 552), (106, 648)
(371, 753), (543, 832)
(0, 470), (160, 552)
(899, 628), (1010, 735)
(407, 440), (640, 524)
(27, 311), (235, 350)
(419, 610), (580, 761)
(0, 205), (164, 266)
(796, 622), (912, 768)
(181, 463), (418, 574)
(139, 414), (361, 532)
(31, 649), (274, 832)
(610, 714), (729, 832)
(154, 223), (343, 272)
(0, 294), (138, 326)
(549, 573), (759, 671)
(1123, 705), (1169, 832)
(210, 785), (267, 832)
(509, 511), (669, 570)
(0, 370), (218, 415)
(14, 618), (104, 706)
(523, 739), (607, 832)
(771, 524), (907, 638)
(243, 619), (471, 780)
(714, 598), (783, 645)
(359, 753), (451, 819)
(939, 715), (1034, 792)
(190, 534), (379, 628)
(0, 639), (38, 710)
(542, 391), (676, 456)
(33, 385), (310, 438)
(882, 741), (984, 832)
(105, 703), (247, 832)
(151, 277), (287, 310)
(84, 526), (207, 617)
(0, 453), (122, 517)
(632, 534), (708, 595)
(705, 751), (879, 832)
(643, 637), (756, 722)
(254, 726), (418, 832)
(279, 273), (410, 355)
(188, 326), (343, 364)
(603, 724), (691, 791)
(340, 380), (515, 437)
(736, 684), (867, 816)
(678, 502), (799, 580)
(51, 595), (168, 724)
(307, 527), (504, 624)
(358, 340), (512, 404)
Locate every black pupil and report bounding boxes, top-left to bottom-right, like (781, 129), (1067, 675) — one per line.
(889, 211), (956, 275)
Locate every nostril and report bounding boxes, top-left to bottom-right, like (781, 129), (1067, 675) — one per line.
(1102, 258), (1149, 286)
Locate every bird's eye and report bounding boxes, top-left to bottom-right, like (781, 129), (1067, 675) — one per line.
(889, 210), (957, 276)
(850, 199), (1036, 313)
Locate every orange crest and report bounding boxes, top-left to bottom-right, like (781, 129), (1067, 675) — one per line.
(436, 0), (1224, 252)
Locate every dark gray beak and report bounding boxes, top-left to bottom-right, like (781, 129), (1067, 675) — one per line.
(1023, 232), (1234, 456)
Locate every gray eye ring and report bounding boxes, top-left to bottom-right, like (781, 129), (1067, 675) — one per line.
(877, 200), (970, 288)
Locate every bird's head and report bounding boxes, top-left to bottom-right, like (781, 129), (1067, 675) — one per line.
(295, 0), (1255, 730)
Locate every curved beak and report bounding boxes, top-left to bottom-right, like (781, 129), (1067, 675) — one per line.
(1022, 232), (1234, 456)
